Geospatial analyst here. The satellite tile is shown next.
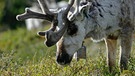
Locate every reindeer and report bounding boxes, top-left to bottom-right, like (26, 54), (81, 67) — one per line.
(16, 0), (135, 72)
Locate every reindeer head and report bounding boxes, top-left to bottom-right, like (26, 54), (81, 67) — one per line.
(16, 0), (90, 65)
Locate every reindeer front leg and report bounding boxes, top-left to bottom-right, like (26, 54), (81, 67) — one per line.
(105, 37), (117, 72)
(120, 27), (133, 71)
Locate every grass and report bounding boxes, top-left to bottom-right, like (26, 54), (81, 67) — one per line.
(0, 27), (135, 76)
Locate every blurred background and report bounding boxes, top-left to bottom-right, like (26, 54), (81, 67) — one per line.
(0, 0), (68, 30)
(0, 0), (135, 75)
(0, 0), (70, 62)
(0, 0), (106, 67)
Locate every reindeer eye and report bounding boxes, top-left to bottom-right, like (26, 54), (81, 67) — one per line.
(67, 23), (78, 36)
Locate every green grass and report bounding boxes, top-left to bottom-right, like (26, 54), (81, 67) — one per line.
(0, 27), (135, 75)
(0, 27), (56, 61)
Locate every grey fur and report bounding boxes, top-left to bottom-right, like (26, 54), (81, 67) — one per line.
(74, 0), (134, 72)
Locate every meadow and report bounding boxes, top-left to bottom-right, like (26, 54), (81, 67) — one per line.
(0, 27), (135, 76)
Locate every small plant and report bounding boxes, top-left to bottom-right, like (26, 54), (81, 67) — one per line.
(0, 27), (135, 75)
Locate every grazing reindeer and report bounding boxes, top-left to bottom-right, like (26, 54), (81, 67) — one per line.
(16, 0), (135, 72)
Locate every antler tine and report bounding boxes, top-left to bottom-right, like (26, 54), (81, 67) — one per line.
(63, 0), (75, 17)
(37, 0), (56, 15)
(38, 0), (76, 47)
(16, 8), (53, 21)
(67, 0), (80, 21)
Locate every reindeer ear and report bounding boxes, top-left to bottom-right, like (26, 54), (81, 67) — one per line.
(67, 7), (75, 21)
(68, 1), (92, 21)
(79, 2), (92, 13)
(67, 0), (79, 21)
(78, 2), (92, 20)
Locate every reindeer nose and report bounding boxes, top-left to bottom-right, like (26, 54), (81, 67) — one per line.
(56, 52), (72, 65)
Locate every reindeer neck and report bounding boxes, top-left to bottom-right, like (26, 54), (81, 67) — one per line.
(83, 0), (121, 40)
